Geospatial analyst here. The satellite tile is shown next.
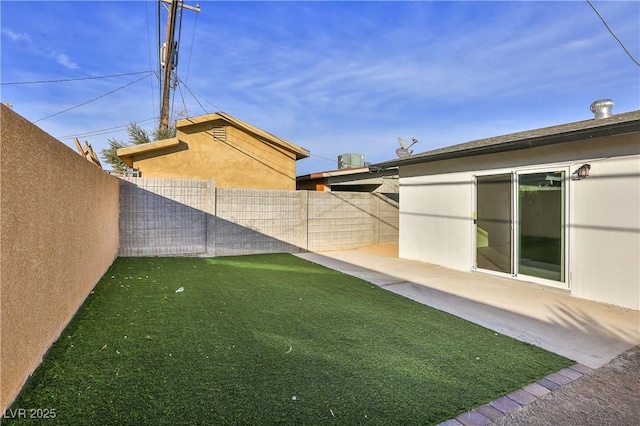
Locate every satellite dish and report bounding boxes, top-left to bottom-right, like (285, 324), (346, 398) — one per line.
(395, 137), (418, 157)
(396, 148), (411, 158)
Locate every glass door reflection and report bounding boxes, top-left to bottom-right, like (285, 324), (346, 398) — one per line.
(476, 174), (512, 274)
(517, 171), (566, 282)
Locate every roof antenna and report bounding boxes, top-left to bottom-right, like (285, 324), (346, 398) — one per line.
(396, 137), (418, 158)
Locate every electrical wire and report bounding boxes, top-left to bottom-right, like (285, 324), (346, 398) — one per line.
(184, 7), (199, 84)
(177, 79), (189, 118)
(33, 72), (154, 123)
(157, 0), (162, 120)
(170, 0), (186, 125)
(145, 1), (157, 120)
(310, 153), (339, 164)
(57, 117), (158, 140)
(204, 127), (296, 181)
(177, 77), (211, 115)
(1, 70), (154, 86)
(177, 77), (225, 113)
(176, 1), (185, 65)
(176, 79), (329, 169)
(171, 79), (334, 170)
(586, 0), (640, 67)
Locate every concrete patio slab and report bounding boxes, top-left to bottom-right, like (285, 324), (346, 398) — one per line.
(295, 249), (640, 368)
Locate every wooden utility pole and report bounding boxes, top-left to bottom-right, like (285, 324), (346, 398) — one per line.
(159, 0), (200, 131)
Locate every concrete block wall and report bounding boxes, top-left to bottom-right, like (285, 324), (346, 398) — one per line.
(375, 194), (400, 244)
(119, 178), (214, 256)
(307, 192), (376, 252)
(118, 178), (398, 256)
(214, 188), (307, 256)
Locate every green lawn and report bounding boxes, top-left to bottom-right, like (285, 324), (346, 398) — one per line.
(5, 255), (572, 425)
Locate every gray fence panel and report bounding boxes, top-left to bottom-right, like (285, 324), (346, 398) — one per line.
(119, 178), (397, 257)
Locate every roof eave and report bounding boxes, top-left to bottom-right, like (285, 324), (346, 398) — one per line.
(375, 118), (640, 168)
(298, 166), (401, 181)
(177, 112), (310, 160)
(117, 137), (180, 167)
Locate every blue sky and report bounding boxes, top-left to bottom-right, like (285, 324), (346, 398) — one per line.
(2, 1), (639, 175)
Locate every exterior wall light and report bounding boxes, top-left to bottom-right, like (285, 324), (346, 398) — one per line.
(573, 164), (591, 180)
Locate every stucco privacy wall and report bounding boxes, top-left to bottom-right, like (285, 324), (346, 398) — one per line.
(398, 133), (639, 310)
(119, 178), (398, 257)
(0, 105), (120, 412)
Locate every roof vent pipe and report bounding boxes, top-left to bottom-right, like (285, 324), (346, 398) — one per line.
(590, 99), (614, 119)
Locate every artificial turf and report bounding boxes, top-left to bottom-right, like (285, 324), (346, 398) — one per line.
(5, 254), (573, 425)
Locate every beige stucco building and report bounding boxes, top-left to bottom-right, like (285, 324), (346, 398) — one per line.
(117, 112), (309, 190)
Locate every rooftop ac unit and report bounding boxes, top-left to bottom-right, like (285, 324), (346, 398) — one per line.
(338, 153), (365, 169)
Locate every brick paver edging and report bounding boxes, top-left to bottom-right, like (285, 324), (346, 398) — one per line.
(437, 364), (593, 426)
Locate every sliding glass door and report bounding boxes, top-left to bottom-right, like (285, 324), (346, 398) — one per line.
(517, 171), (566, 282)
(475, 174), (512, 274)
(475, 169), (567, 285)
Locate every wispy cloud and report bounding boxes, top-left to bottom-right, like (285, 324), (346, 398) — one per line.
(1, 28), (29, 42)
(2, 27), (79, 70)
(56, 53), (78, 70)
(194, 1), (638, 118)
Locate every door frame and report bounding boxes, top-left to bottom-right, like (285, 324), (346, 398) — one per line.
(472, 172), (515, 277)
(472, 166), (570, 290)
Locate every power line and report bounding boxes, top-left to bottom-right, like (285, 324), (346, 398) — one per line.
(176, 2), (185, 64)
(185, 8), (199, 84)
(1, 70), (154, 86)
(157, 0), (162, 117)
(310, 153), (338, 164)
(177, 79), (189, 118)
(177, 78), (211, 114)
(34, 72), (154, 123)
(145, 1), (156, 120)
(586, 0), (640, 67)
(170, 1), (186, 125)
(177, 77), (224, 113)
(205, 127), (296, 181)
(176, 80), (327, 168)
(57, 117), (158, 140)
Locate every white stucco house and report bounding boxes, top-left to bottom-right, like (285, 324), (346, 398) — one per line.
(375, 102), (639, 310)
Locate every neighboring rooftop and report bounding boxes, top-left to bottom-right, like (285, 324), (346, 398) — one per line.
(297, 166), (373, 180)
(297, 165), (399, 198)
(117, 138), (180, 167)
(117, 111), (310, 167)
(176, 111), (310, 160)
